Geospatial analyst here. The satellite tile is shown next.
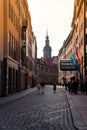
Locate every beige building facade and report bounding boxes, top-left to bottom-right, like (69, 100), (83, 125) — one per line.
(32, 32), (37, 87)
(37, 58), (58, 84)
(58, 31), (74, 84)
(0, 0), (33, 96)
(58, 0), (87, 85)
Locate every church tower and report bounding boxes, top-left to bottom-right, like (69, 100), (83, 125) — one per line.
(43, 30), (52, 58)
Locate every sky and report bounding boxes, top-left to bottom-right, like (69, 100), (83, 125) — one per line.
(27, 0), (74, 58)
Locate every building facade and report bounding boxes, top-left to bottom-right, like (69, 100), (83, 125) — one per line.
(32, 32), (37, 87)
(0, 0), (33, 96)
(58, 0), (87, 85)
(37, 58), (58, 84)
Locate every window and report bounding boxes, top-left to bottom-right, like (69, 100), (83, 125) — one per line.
(15, 0), (19, 9)
(8, 31), (19, 61)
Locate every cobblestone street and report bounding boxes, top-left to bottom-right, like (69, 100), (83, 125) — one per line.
(0, 85), (77, 130)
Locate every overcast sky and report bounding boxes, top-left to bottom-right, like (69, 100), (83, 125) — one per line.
(27, 0), (74, 58)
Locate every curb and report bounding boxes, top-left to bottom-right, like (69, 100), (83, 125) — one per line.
(65, 90), (87, 130)
(0, 87), (37, 105)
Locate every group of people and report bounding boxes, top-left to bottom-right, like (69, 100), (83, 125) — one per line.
(36, 78), (87, 95)
(37, 82), (57, 94)
(67, 77), (87, 95)
(67, 78), (78, 94)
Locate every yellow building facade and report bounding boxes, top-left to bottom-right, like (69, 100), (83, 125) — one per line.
(0, 0), (33, 96)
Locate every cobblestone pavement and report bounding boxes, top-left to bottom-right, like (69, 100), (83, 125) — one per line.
(0, 85), (77, 130)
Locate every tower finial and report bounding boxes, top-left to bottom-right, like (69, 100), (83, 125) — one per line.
(46, 24), (48, 37)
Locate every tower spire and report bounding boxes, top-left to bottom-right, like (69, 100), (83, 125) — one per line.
(46, 28), (48, 37)
(46, 24), (48, 36)
(43, 29), (52, 58)
(46, 29), (49, 44)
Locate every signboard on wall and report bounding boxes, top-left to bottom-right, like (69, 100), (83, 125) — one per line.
(60, 59), (79, 71)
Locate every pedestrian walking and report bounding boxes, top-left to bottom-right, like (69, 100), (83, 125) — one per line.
(36, 83), (41, 94)
(73, 78), (78, 94)
(40, 82), (45, 94)
(68, 80), (73, 94)
(53, 83), (56, 93)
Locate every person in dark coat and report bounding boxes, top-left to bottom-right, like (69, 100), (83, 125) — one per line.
(40, 82), (45, 94)
(73, 78), (78, 94)
(68, 80), (73, 94)
(85, 77), (87, 94)
(53, 83), (56, 93)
